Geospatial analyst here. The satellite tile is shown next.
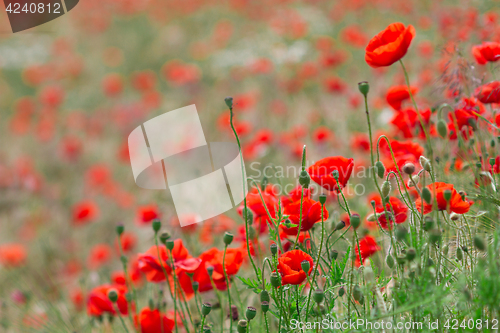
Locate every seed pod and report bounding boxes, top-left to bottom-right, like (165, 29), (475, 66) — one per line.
(422, 187), (432, 204)
(301, 260), (311, 274)
(261, 301), (269, 313)
(237, 320), (247, 333)
(270, 272), (281, 288)
(450, 213), (460, 221)
(225, 97), (233, 109)
(223, 232), (234, 245)
(335, 221), (346, 231)
(352, 285), (363, 302)
(116, 224), (124, 236)
(152, 219), (161, 233)
(260, 290), (270, 303)
(270, 243), (278, 255)
(358, 81), (370, 96)
(313, 289), (324, 304)
(245, 307), (256, 321)
(299, 170), (311, 188)
(396, 255), (406, 265)
(375, 161), (385, 179)
(339, 287), (345, 297)
(159, 232), (171, 245)
(319, 194), (327, 205)
(456, 246), (463, 261)
(437, 119), (448, 138)
(201, 303), (212, 316)
(490, 157), (496, 166)
(474, 235), (486, 251)
(461, 245), (468, 253)
(192, 281), (199, 293)
(406, 248), (416, 261)
(381, 181), (391, 198)
(386, 254), (395, 268)
(350, 214), (361, 229)
(166, 240), (174, 251)
(207, 266), (214, 276)
(107, 289), (118, 303)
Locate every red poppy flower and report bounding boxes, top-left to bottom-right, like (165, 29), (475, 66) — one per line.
(386, 85), (418, 110)
(87, 244), (113, 270)
(472, 42), (500, 65)
(380, 139), (424, 174)
(308, 156), (354, 192)
(281, 198), (329, 236)
(369, 194), (408, 229)
(137, 240), (190, 282)
(72, 201), (99, 225)
(281, 185), (312, 208)
(365, 23), (416, 68)
(312, 126), (333, 144)
(0, 243), (27, 267)
(87, 284), (128, 317)
(415, 182), (473, 215)
(136, 205), (160, 225)
(475, 81), (500, 104)
(115, 232), (137, 253)
(238, 185), (278, 222)
(355, 236), (380, 266)
(199, 248), (244, 284)
(135, 308), (175, 333)
(390, 108), (431, 138)
(277, 249), (313, 285)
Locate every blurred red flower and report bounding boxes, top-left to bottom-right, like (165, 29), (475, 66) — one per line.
(472, 41), (500, 64)
(415, 182), (472, 214)
(308, 156), (354, 192)
(72, 201), (99, 225)
(355, 235), (380, 266)
(281, 198), (329, 236)
(365, 22), (415, 68)
(137, 205), (160, 225)
(475, 81), (500, 104)
(277, 249), (313, 285)
(87, 244), (113, 270)
(87, 284), (128, 317)
(135, 308), (175, 333)
(386, 85), (418, 110)
(0, 243), (27, 267)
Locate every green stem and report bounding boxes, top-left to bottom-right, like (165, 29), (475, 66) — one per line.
(223, 244), (233, 333)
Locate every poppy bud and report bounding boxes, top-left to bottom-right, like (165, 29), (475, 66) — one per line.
(386, 253), (395, 268)
(437, 119), (448, 138)
(207, 266), (214, 277)
(407, 175), (419, 187)
(248, 226), (257, 239)
(335, 221), (345, 231)
(403, 162), (415, 175)
(152, 219), (161, 233)
(201, 303), (212, 316)
(245, 307), (256, 321)
(406, 248), (416, 261)
(474, 235), (486, 251)
(422, 187), (432, 204)
(225, 97), (233, 109)
(429, 229), (441, 244)
(166, 240), (174, 251)
(490, 157), (496, 167)
(375, 161), (385, 179)
(423, 217), (434, 231)
(350, 214), (361, 229)
(270, 243), (278, 256)
(261, 301), (269, 313)
(468, 118), (477, 131)
(456, 246), (463, 261)
(358, 81), (370, 96)
(370, 200), (376, 208)
(419, 156), (431, 172)
(203, 326), (211, 333)
(313, 289), (324, 304)
(339, 287), (345, 297)
(116, 224), (124, 236)
(260, 290), (270, 303)
(475, 161), (482, 169)
(223, 232), (234, 245)
(381, 181), (391, 198)
(331, 169), (339, 180)
(296, 170), (309, 189)
(330, 250), (338, 260)
(396, 226), (407, 241)
(319, 194), (327, 205)
(366, 213), (377, 222)
(442, 244), (449, 255)
(301, 260), (311, 274)
(450, 213), (460, 221)
(107, 289), (118, 303)
(160, 232), (171, 245)
(242, 208), (253, 224)
(352, 285), (362, 302)
(461, 245), (468, 253)
(491, 139), (496, 148)
(237, 320), (247, 333)
(270, 272), (281, 288)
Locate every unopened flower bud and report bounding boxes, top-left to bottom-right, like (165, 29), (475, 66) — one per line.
(335, 221), (346, 231)
(270, 243), (278, 256)
(443, 189), (452, 201)
(207, 266), (214, 276)
(350, 214), (361, 229)
(490, 157), (496, 167)
(270, 272), (281, 288)
(474, 235), (486, 251)
(468, 118), (477, 131)
(423, 217), (434, 231)
(419, 156), (431, 172)
(437, 119), (448, 138)
(381, 180), (391, 198)
(260, 290), (270, 303)
(225, 97), (233, 109)
(403, 162), (415, 175)
(339, 287), (345, 297)
(192, 281), (199, 292)
(330, 250), (338, 260)
(223, 232), (234, 245)
(456, 247), (463, 261)
(352, 285), (363, 302)
(375, 161), (385, 179)
(358, 81), (370, 96)
(386, 254), (395, 268)
(299, 170), (311, 188)
(200, 303), (211, 317)
(406, 248), (416, 261)
(450, 213), (460, 221)
(422, 187), (432, 204)
(429, 229), (441, 244)
(160, 232), (171, 245)
(366, 214), (377, 222)
(116, 224), (124, 236)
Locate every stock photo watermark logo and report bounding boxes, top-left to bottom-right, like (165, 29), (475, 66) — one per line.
(4, 0), (79, 33)
(128, 105), (247, 227)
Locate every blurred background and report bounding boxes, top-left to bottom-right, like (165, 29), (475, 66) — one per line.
(0, 0), (498, 330)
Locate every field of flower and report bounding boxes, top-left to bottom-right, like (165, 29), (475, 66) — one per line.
(1, 0), (500, 332)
